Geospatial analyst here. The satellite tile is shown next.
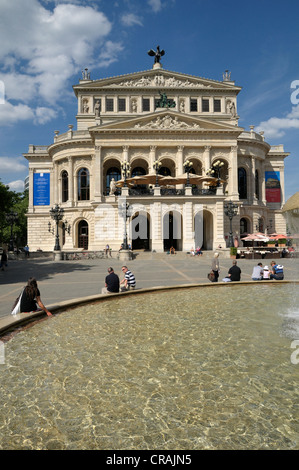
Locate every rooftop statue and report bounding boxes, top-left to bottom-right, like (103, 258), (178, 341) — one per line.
(156, 91), (176, 109)
(148, 45), (165, 64)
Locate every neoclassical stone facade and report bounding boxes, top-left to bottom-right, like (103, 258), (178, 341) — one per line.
(24, 62), (289, 252)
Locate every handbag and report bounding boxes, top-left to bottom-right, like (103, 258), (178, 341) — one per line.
(11, 288), (24, 315)
(207, 271), (215, 282)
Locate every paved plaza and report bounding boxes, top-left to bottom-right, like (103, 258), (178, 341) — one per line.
(0, 253), (298, 319)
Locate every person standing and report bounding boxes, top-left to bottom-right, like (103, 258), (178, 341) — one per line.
(120, 266), (136, 291)
(0, 249), (8, 271)
(24, 244), (30, 257)
(211, 252), (220, 282)
(228, 260), (241, 281)
(101, 267), (120, 294)
(251, 262), (263, 281)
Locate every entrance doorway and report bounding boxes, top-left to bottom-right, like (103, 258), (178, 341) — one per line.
(130, 212), (150, 250)
(163, 211), (182, 251)
(78, 220), (88, 249)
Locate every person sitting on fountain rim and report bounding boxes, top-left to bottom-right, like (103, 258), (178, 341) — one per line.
(120, 266), (136, 291)
(101, 267), (120, 294)
(269, 261), (284, 280)
(20, 277), (52, 316)
(251, 263), (263, 281)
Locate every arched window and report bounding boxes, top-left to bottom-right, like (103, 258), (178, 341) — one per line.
(240, 217), (249, 235)
(78, 168), (90, 201)
(159, 166), (171, 176)
(255, 170), (259, 200)
(131, 167), (146, 177)
(62, 170), (68, 202)
(106, 167), (121, 194)
(238, 167), (247, 199)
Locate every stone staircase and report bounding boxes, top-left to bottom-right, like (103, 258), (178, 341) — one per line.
(131, 250), (220, 260)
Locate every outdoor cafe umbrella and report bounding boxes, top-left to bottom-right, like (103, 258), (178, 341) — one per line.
(115, 178), (133, 188)
(137, 174), (165, 185)
(159, 175), (181, 186)
(268, 233), (287, 240)
(241, 233), (269, 242)
(175, 173), (205, 184)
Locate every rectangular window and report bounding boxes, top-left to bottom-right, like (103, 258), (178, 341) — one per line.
(118, 98), (126, 111)
(142, 98), (150, 111)
(106, 98), (114, 112)
(214, 99), (221, 112)
(190, 98), (198, 112)
(202, 99), (209, 112)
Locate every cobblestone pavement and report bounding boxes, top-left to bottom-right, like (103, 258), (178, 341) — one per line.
(0, 254), (298, 318)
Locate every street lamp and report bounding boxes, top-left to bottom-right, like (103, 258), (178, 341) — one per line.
(49, 204), (65, 251)
(118, 200), (132, 250)
(206, 160), (224, 187)
(5, 211), (19, 252)
(121, 161), (130, 187)
(224, 200), (238, 247)
(153, 160), (162, 187)
(183, 159), (193, 187)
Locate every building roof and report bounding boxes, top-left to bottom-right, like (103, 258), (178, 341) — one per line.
(282, 192), (299, 212)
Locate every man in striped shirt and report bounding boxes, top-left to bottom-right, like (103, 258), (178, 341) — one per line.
(120, 266), (136, 291)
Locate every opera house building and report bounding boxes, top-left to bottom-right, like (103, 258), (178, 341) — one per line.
(24, 53), (289, 253)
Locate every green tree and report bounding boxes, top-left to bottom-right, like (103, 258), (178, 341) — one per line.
(0, 182), (28, 249)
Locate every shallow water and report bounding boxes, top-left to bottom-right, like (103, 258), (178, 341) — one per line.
(0, 284), (299, 450)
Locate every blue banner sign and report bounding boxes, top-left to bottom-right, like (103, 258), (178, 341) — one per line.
(33, 172), (50, 206)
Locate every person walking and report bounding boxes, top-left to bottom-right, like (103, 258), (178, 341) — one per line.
(228, 260), (241, 281)
(0, 250), (8, 271)
(251, 262), (263, 281)
(20, 277), (52, 316)
(120, 266), (136, 291)
(211, 252), (220, 282)
(101, 267), (120, 294)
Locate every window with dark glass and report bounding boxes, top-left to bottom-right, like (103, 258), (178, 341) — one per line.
(142, 98), (150, 111)
(238, 167), (247, 199)
(62, 170), (68, 202)
(202, 99), (209, 112)
(240, 218), (248, 235)
(213, 99), (221, 112)
(118, 98), (126, 111)
(78, 168), (90, 201)
(106, 167), (121, 195)
(255, 170), (259, 199)
(106, 98), (114, 112)
(159, 166), (171, 176)
(190, 98), (198, 112)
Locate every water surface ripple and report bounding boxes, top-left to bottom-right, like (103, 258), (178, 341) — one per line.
(0, 284), (298, 450)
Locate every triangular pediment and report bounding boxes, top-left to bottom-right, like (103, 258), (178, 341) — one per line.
(74, 68), (241, 93)
(89, 110), (243, 134)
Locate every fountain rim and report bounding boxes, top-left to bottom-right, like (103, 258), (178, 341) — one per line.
(1, 280), (298, 339)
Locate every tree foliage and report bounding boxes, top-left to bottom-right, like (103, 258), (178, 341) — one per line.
(0, 182), (28, 248)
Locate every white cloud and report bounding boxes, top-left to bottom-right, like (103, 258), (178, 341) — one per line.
(98, 41), (124, 68)
(0, 102), (35, 125)
(8, 180), (25, 193)
(256, 105), (299, 139)
(0, 0), (120, 117)
(0, 157), (28, 174)
(148, 0), (163, 12)
(121, 13), (143, 27)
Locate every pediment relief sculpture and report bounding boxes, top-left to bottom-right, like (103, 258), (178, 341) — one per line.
(117, 75), (210, 88)
(134, 115), (200, 130)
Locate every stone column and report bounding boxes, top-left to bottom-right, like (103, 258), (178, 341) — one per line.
(68, 156), (74, 206)
(182, 201), (194, 251)
(251, 156), (257, 204)
(149, 145), (156, 174)
(229, 145), (239, 200)
(150, 201), (163, 252)
(203, 145), (211, 174)
(177, 146), (184, 176)
(94, 146), (102, 202)
(28, 168), (34, 212)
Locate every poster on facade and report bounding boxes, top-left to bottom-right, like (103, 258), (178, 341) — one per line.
(265, 171), (281, 203)
(33, 172), (50, 206)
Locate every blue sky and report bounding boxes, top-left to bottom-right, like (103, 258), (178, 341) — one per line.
(0, 0), (298, 200)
